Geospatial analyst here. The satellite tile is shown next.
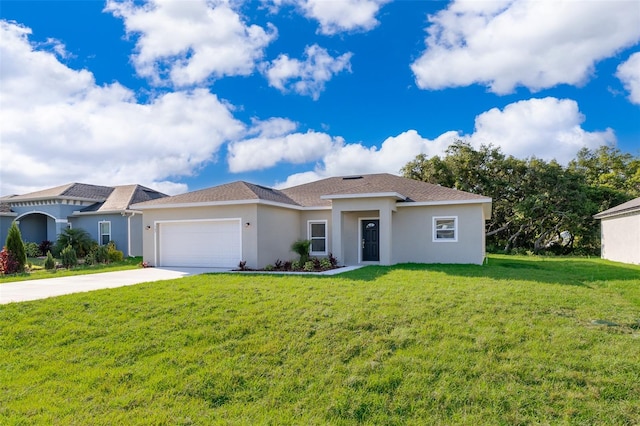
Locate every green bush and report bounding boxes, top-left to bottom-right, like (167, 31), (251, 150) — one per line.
(264, 264), (274, 271)
(44, 251), (55, 270)
(291, 260), (301, 271)
(24, 242), (40, 258)
(94, 245), (109, 263)
(84, 251), (95, 266)
(55, 228), (95, 258)
(106, 241), (124, 263)
(60, 245), (77, 269)
(320, 257), (332, 270)
(303, 261), (315, 272)
(6, 223), (26, 273)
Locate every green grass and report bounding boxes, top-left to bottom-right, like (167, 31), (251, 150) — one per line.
(0, 257), (142, 284)
(1, 255), (639, 425)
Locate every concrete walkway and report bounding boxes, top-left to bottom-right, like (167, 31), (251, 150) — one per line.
(0, 267), (229, 304)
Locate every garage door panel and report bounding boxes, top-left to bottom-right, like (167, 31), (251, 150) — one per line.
(159, 220), (241, 268)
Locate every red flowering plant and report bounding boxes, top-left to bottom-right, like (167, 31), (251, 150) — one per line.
(0, 247), (20, 275)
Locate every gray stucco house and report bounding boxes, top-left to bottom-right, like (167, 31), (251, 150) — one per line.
(0, 183), (166, 257)
(133, 173), (492, 268)
(594, 196), (640, 265)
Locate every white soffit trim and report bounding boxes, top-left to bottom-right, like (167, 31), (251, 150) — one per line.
(320, 192), (407, 201)
(132, 199), (329, 211)
(396, 198), (492, 207)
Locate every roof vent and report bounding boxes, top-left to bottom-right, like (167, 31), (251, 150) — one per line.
(342, 176), (363, 180)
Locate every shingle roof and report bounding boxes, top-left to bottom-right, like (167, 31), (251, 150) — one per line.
(281, 173), (490, 207)
(134, 173), (490, 209)
(79, 185), (168, 212)
(0, 203), (15, 215)
(8, 183), (114, 202)
(594, 197), (640, 219)
(133, 181), (299, 207)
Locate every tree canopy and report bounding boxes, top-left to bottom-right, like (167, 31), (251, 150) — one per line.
(401, 142), (639, 255)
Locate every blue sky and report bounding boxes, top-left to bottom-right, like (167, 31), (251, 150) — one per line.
(1, 0), (639, 196)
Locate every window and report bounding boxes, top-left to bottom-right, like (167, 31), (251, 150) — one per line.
(99, 221), (111, 245)
(433, 216), (457, 242)
(308, 220), (327, 255)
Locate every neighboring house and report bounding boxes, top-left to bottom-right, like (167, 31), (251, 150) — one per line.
(1, 183), (167, 257)
(593, 197), (640, 265)
(132, 173), (492, 268)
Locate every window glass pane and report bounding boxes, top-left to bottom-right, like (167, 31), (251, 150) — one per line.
(435, 219), (456, 239)
(311, 239), (326, 253)
(100, 222), (110, 234)
(311, 223), (325, 237)
(101, 235), (110, 245)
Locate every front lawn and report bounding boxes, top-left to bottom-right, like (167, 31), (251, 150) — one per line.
(1, 255), (639, 424)
(0, 257), (143, 284)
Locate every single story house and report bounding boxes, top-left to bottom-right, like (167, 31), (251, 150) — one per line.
(132, 173), (492, 268)
(0, 183), (166, 257)
(593, 196), (640, 265)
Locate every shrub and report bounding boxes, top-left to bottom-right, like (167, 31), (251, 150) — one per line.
(84, 251), (95, 266)
(303, 261), (315, 272)
(39, 240), (53, 257)
(291, 239), (311, 265)
(328, 252), (338, 268)
(44, 251), (56, 270)
(320, 257), (332, 270)
(291, 260), (301, 271)
(264, 264), (274, 271)
(274, 259), (283, 270)
(106, 241), (124, 263)
(0, 247), (20, 275)
(60, 245), (77, 269)
(6, 222), (26, 273)
(94, 245), (109, 264)
(283, 261), (292, 271)
(55, 228), (95, 258)
(238, 260), (247, 271)
(24, 242), (40, 258)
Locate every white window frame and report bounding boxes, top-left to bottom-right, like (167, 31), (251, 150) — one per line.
(433, 216), (458, 242)
(308, 220), (328, 255)
(98, 221), (111, 245)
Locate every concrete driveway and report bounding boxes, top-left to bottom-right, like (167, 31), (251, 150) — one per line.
(0, 267), (230, 304)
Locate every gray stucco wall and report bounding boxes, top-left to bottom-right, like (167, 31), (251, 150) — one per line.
(256, 205), (301, 268)
(392, 204), (486, 265)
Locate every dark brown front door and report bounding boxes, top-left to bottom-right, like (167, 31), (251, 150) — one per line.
(361, 219), (379, 262)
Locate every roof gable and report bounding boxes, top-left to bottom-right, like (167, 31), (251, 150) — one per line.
(79, 185), (168, 213)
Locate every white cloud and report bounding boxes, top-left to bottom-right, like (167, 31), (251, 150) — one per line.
(411, 0), (640, 94)
(616, 52), (640, 105)
(263, 44), (352, 99)
(468, 98), (615, 162)
(268, 0), (388, 35)
(276, 130), (456, 187)
(227, 118), (341, 172)
(277, 97), (615, 188)
(0, 20), (244, 196)
(105, 0), (276, 86)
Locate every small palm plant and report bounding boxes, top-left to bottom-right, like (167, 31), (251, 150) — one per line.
(291, 239), (311, 266)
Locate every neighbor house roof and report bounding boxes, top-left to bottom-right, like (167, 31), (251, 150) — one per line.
(7, 183), (114, 203)
(133, 173), (491, 210)
(78, 185), (167, 213)
(594, 197), (640, 219)
(4, 183), (167, 214)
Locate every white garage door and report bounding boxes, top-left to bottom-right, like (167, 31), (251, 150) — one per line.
(158, 220), (241, 267)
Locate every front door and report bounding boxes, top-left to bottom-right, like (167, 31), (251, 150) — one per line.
(361, 219), (379, 262)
